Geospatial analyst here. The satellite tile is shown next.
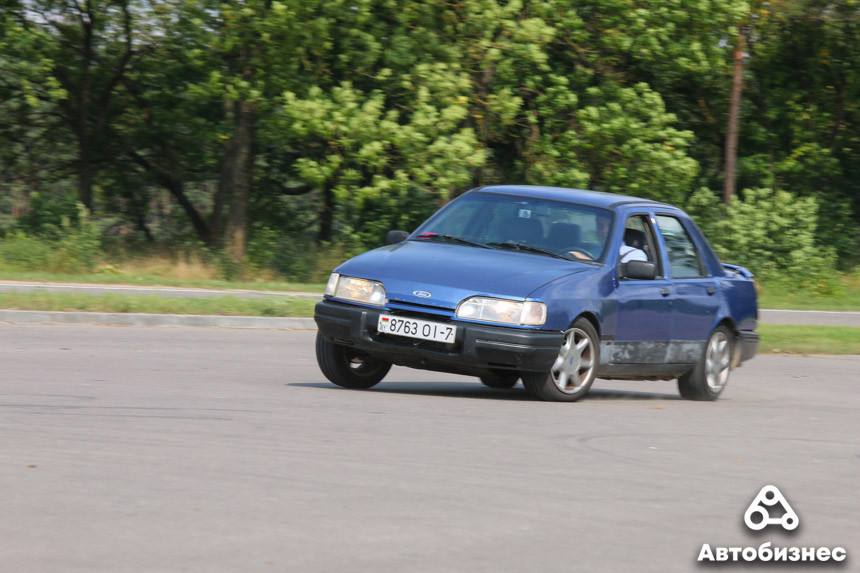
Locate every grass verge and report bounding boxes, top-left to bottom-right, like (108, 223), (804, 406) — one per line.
(757, 290), (860, 311)
(1, 271), (857, 310)
(0, 270), (325, 293)
(1, 292), (857, 355)
(758, 324), (860, 355)
(0, 292), (318, 317)
(756, 273), (859, 310)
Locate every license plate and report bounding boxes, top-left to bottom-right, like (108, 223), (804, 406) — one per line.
(377, 315), (456, 344)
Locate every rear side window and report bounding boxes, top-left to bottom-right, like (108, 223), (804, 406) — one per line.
(655, 215), (707, 278)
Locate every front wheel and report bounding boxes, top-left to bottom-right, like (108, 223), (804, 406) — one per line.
(315, 333), (391, 389)
(677, 325), (732, 401)
(521, 318), (599, 402)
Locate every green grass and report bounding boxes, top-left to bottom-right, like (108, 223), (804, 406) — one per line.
(0, 292), (318, 317)
(758, 324), (860, 355)
(0, 270), (325, 293)
(756, 273), (859, 310)
(757, 288), (860, 311)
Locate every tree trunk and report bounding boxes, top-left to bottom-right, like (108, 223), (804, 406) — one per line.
(212, 99), (235, 246)
(318, 182), (335, 244)
(78, 143), (94, 210)
(77, 8), (94, 211)
(724, 27), (746, 205)
(222, 97), (255, 261)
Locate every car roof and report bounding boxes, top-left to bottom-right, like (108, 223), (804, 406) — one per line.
(472, 185), (673, 210)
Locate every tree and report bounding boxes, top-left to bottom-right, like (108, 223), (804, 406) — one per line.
(280, 82), (485, 245)
(2, 0), (138, 211)
(724, 24), (746, 204)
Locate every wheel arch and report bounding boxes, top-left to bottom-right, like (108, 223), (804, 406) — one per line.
(713, 316), (742, 367)
(716, 315), (737, 334)
(574, 311), (601, 337)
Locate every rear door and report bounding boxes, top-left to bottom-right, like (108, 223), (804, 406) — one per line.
(654, 214), (720, 363)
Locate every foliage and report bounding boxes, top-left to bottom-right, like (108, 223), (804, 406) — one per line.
(12, 190), (81, 239)
(247, 226), (365, 283)
(0, 0), (858, 285)
(281, 82), (485, 246)
(0, 201), (101, 273)
(688, 187), (839, 288)
(0, 234), (54, 270)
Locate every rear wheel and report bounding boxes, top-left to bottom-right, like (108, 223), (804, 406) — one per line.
(677, 325), (732, 401)
(479, 370), (519, 389)
(315, 333), (391, 389)
(522, 318), (598, 402)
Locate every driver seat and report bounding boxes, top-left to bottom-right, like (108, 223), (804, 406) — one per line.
(547, 222), (581, 252)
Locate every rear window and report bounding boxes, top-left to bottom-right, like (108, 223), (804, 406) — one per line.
(655, 215), (707, 278)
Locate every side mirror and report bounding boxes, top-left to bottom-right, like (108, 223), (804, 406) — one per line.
(622, 260), (657, 280)
(386, 230), (409, 245)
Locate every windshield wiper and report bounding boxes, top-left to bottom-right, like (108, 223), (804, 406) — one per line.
(485, 241), (573, 261)
(413, 233), (490, 249)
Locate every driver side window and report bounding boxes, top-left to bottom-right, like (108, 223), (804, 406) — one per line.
(619, 215), (662, 279)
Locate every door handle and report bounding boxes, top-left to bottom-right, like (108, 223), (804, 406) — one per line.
(660, 287), (670, 297)
(707, 286), (716, 295)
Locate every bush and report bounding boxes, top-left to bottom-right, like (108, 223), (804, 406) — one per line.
(686, 187), (838, 290)
(0, 234), (54, 270)
(0, 203), (101, 273)
(50, 205), (101, 273)
(14, 190), (82, 240)
(247, 225), (365, 283)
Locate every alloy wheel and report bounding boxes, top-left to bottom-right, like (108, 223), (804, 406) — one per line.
(551, 327), (595, 394)
(705, 330), (731, 391)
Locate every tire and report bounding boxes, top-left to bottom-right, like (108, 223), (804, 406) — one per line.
(521, 318), (599, 402)
(677, 325), (732, 401)
(479, 370), (519, 389)
(315, 333), (391, 389)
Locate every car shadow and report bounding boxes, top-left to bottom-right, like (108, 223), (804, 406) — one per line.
(289, 382), (681, 401)
(586, 388), (682, 401)
(289, 382), (531, 401)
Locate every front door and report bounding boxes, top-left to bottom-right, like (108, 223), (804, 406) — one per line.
(612, 214), (673, 364)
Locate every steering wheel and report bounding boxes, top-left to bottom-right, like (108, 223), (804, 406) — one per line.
(567, 247), (597, 261)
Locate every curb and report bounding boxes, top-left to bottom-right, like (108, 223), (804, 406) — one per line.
(0, 310), (317, 329)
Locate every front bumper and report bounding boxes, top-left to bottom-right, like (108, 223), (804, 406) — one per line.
(739, 330), (759, 363)
(314, 299), (563, 376)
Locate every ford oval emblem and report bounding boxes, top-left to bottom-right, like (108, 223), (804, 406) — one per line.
(413, 290), (432, 299)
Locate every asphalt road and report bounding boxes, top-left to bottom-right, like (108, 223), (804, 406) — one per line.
(1, 325), (857, 572)
(758, 308), (860, 327)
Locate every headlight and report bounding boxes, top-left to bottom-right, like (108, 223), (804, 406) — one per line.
(324, 273), (340, 296)
(455, 297), (546, 326)
(325, 273), (386, 306)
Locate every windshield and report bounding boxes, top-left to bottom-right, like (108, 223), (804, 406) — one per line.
(412, 192), (615, 262)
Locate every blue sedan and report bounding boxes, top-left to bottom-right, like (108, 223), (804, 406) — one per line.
(314, 185), (759, 401)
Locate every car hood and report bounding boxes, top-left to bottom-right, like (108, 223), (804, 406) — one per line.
(335, 240), (594, 310)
